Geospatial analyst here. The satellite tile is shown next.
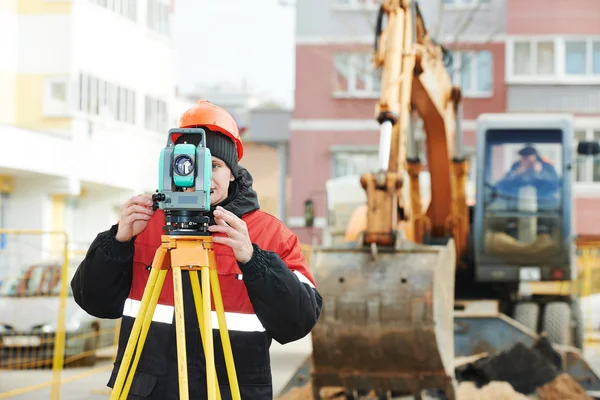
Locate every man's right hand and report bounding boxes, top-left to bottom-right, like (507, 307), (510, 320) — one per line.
(115, 194), (155, 242)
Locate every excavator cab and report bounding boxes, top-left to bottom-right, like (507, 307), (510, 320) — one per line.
(469, 113), (600, 350)
(473, 114), (574, 281)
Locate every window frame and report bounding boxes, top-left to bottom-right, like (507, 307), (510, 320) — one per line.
(572, 118), (600, 196)
(506, 36), (600, 85)
(330, 145), (379, 179)
(450, 50), (494, 98)
(333, 51), (381, 99)
(43, 77), (71, 118)
(574, 127), (600, 183)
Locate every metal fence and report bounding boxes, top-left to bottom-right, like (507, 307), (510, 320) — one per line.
(0, 229), (119, 400)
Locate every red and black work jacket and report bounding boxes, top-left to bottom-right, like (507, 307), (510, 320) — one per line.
(71, 167), (323, 400)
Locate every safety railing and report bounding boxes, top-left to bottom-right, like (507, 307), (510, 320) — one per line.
(0, 229), (119, 400)
(576, 240), (600, 344)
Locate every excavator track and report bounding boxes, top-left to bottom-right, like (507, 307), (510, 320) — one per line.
(309, 238), (457, 399)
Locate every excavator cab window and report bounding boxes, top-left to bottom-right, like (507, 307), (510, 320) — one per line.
(479, 128), (564, 265)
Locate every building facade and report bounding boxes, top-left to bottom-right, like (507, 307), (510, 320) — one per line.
(0, 0), (175, 276)
(289, 0), (600, 244)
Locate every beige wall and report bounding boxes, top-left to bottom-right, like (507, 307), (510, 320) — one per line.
(240, 141), (290, 219)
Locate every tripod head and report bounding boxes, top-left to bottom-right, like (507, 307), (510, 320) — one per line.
(151, 127), (214, 236)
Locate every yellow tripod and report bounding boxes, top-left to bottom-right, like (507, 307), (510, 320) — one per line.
(109, 233), (241, 400)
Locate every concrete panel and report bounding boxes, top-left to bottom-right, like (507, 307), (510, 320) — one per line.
(507, 0), (600, 35)
(289, 129), (378, 218)
(428, 0), (506, 42)
(293, 43), (378, 119)
(507, 85), (600, 114)
(296, 0), (377, 38)
(246, 109), (291, 143)
(296, 0), (506, 42)
(575, 197), (600, 235)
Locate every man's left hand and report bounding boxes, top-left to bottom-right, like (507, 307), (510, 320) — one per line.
(209, 206), (254, 263)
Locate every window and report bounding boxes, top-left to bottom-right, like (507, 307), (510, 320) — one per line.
(508, 37), (600, 82)
(147, 0), (170, 36)
(89, 0), (137, 22)
(334, 52), (381, 98)
(574, 128), (600, 183)
(77, 72), (136, 125)
(332, 148), (379, 179)
(512, 40), (555, 76)
(144, 95), (169, 134)
(450, 50), (493, 97)
(44, 77), (70, 117)
(565, 39), (600, 76)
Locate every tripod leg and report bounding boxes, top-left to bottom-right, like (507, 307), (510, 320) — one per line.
(210, 268), (241, 400)
(110, 248), (166, 400)
(119, 269), (168, 400)
(202, 265), (218, 400)
(173, 266), (190, 400)
(189, 271), (222, 399)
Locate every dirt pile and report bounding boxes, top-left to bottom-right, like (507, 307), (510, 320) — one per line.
(456, 381), (530, 400)
(456, 337), (593, 399)
(277, 383), (346, 400)
(278, 337), (592, 399)
(536, 373), (592, 400)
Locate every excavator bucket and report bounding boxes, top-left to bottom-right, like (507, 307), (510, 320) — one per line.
(309, 238), (458, 399)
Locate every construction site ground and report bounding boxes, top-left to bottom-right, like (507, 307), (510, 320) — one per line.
(3, 334), (600, 400)
(0, 334), (313, 400)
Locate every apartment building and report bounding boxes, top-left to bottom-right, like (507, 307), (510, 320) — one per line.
(289, 0), (600, 243)
(0, 0), (175, 271)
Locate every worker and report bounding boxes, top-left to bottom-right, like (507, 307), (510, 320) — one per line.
(495, 144), (560, 206)
(70, 100), (323, 399)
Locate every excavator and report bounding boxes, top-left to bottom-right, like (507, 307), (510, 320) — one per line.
(278, 0), (600, 399)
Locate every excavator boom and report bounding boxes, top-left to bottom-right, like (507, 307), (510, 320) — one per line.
(306, 1), (467, 398)
(361, 0), (467, 255)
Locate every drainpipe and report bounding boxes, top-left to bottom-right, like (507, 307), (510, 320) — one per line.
(278, 141), (288, 222)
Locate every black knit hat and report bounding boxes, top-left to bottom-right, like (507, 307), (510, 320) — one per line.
(175, 130), (239, 173)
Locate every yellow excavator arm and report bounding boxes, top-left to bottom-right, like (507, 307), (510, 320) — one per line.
(350, 0), (469, 262)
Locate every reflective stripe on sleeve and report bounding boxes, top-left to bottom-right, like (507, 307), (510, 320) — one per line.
(293, 270), (315, 288)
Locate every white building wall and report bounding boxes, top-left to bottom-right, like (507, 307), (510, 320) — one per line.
(17, 15), (71, 74)
(70, 3), (174, 99)
(0, 2), (176, 271)
(0, 11), (19, 72)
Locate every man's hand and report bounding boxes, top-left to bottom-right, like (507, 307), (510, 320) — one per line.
(208, 206), (254, 263)
(115, 194), (154, 242)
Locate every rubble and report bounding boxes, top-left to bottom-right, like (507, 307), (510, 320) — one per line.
(277, 337), (594, 399)
(536, 374), (592, 400)
(456, 381), (530, 399)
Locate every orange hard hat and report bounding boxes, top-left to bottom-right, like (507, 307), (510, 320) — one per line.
(174, 100), (244, 160)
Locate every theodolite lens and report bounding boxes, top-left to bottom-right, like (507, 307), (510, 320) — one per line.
(174, 155), (194, 176)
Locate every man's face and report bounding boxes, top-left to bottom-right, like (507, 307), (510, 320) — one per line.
(181, 156), (234, 206)
(210, 156), (234, 205)
(521, 154), (537, 167)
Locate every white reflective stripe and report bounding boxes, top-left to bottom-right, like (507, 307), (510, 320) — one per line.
(123, 298), (174, 324)
(294, 270), (315, 289)
(122, 298), (266, 332)
(212, 311), (265, 332)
